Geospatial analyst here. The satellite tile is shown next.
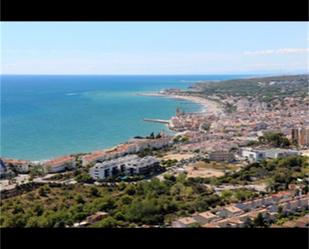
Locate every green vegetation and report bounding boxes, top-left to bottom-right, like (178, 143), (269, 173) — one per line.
(275, 210), (309, 225)
(75, 171), (94, 184)
(0, 173), (228, 228)
(190, 75), (308, 101)
(220, 189), (258, 203)
(2, 154), (307, 228)
(258, 132), (291, 148)
(161, 159), (178, 168)
(137, 145), (171, 158)
(135, 132), (162, 140)
(214, 156), (308, 192)
(252, 213), (270, 228)
(29, 165), (45, 178)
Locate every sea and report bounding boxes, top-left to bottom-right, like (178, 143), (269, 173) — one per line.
(1, 75), (248, 160)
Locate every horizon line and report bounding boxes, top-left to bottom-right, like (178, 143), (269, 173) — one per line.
(1, 72), (308, 76)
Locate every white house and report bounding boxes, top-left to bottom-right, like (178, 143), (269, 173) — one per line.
(241, 148), (266, 162)
(262, 149), (299, 159)
(2, 159), (31, 174)
(43, 156), (76, 173)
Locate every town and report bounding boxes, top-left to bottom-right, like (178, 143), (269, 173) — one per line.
(0, 74), (308, 228)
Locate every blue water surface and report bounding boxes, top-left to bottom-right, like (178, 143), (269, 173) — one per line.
(1, 75), (247, 160)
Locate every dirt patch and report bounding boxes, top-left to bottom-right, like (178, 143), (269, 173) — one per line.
(187, 166), (224, 178)
(185, 161), (241, 178)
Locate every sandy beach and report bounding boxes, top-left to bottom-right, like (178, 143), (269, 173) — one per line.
(138, 92), (223, 115)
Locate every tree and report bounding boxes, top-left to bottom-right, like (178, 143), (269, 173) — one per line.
(258, 132), (291, 148)
(119, 195), (133, 205)
(155, 133), (162, 139)
(95, 217), (119, 228)
(75, 172), (93, 183)
(243, 217), (253, 228)
(38, 186), (48, 197)
(75, 194), (85, 204)
(221, 190), (233, 202)
(147, 132), (155, 139)
(125, 184), (136, 195)
(33, 203), (44, 216)
(90, 186), (99, 197)
(253, 213), (269, 228)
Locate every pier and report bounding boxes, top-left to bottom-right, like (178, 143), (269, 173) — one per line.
(144, 118), (170, 124)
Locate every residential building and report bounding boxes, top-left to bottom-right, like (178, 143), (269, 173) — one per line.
(299, 128), (309, 146)
(241, 148), (265, 162)
(4, 159), (31, 173)
(172, 217), (198, 228)
(89, 155), (160, 180)
(82, 136), (171, 166)
(262, 149), (299, 159)
(226, 217), (245, 228)
(291, 128), (299, 145)
(192, 211), (218, 225)
(291, 127), (309, 147)
(208, 151), (235, 162)
(43, 156), (76, 173)
(216, 205), (244, 218)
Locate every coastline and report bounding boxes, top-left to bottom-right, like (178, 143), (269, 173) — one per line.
(138, 92), (223, 115)
(3, 91), (221, 163)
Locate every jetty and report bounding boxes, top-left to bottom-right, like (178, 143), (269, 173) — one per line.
(143, 118), (170, 124)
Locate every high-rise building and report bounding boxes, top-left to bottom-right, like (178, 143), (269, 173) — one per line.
(291, 128), (299, 144)
(291, 127), (309, 147)
(299, 128), (309, 146)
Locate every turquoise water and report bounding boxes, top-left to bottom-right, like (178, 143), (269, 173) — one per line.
(1, 75), (246, 160)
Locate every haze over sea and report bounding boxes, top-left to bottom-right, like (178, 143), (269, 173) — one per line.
(1, 75), (247, 160)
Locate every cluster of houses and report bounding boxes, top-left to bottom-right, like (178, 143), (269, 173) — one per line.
(0, 158), (31, 177)
(89, 155), (160, 180)
(81, 136), (171, 167)
(169, 112), (215, 132)
(172, 191), (309, 228)
(0, 135), (172, 180)
(0, 155), (77, 179)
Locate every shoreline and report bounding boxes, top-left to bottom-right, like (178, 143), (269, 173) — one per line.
(2, 91), (222, 163)
(138, 92), (223, 115)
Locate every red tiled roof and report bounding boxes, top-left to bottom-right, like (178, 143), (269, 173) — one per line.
(45, 156), (74, 167)
(2, 158), (30, 165)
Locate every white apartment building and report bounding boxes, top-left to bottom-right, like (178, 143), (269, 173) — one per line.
(89, 155), (160, 180)
(241, 148), (266, 162)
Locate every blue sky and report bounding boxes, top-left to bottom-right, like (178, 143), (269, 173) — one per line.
(1, 22), (308, 74)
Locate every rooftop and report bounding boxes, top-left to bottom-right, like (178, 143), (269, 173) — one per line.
(2, 158), (30, 165)
(44, 156), (74, 167)
(176, 217), (197, 225)
(202, 223), (220, 228)
(197, 211), (217, 219)
(223, 205), (243, 214)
